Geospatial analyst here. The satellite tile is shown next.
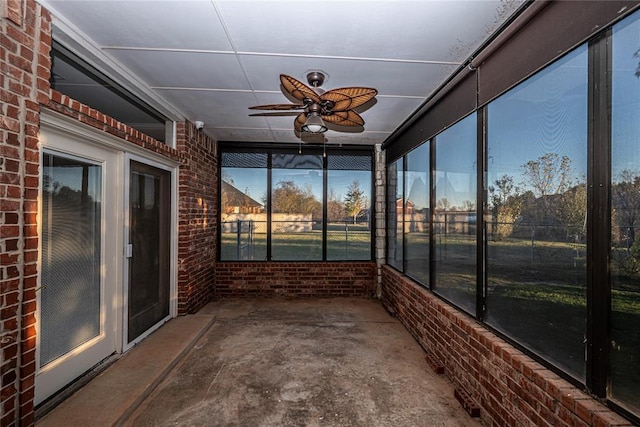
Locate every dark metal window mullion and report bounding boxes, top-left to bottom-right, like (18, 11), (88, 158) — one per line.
(429, 137), (436, 291)
(266, 151), (273, 261)
(369, 154), (375, 261)
(586, 29), (612, 397)
(217, 152), (222, 261)
(322, 153), (328, 260)
(402, 156), (407, 273)
(477, 107), (487, 322)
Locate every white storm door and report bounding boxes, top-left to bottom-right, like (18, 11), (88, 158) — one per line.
(36, 134), (120, 405)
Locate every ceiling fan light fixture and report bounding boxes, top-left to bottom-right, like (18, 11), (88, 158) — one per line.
(301, 112), (327, 133)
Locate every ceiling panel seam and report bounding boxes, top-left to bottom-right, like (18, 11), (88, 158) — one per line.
(237, 52), (462, 66)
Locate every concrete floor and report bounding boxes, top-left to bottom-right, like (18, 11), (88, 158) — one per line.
(40, 298), (481, 426)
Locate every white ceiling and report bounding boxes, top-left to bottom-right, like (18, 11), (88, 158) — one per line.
(40, 0), (525, 147)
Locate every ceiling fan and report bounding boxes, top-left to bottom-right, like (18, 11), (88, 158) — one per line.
(249, 72), (377, 135)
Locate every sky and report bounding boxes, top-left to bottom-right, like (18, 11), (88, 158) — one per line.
(612, 9), (640, 181)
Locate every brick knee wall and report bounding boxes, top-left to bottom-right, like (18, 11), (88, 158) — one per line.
(380, 265), (633, 427)
(214, 262), (377, 298)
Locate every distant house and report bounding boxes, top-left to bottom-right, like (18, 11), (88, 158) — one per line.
(221, 181), (263, 214)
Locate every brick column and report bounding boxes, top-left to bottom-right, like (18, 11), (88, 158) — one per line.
(374, 144), (386, 296)
(1, 1), (51, 425)
(176, 121), (217, 314)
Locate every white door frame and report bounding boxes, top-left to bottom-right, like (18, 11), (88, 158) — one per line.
(123, 153), (178, 351)
(37, 110), (180, 402)
(36, 127), (123, 405)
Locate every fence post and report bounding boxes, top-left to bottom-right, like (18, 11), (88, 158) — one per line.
(237, 219), (241, 260)
(248, 220), (253, 260)
(345, 221), (349, 257)
(530, 228), (535, 267)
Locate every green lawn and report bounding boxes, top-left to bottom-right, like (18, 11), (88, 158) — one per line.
(221, 225), (371, 261)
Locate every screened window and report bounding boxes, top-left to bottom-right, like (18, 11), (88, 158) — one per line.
(220, 148), (373, 261)
(405, 144), (430, 284)
(386, 158), (403, 269)
(220, 152), (268, 261)
(271, 154), (323, 260)
(433, 113), (477, 314)
(485, 46), (588, 380)
(610, 9), (640, 413)
(327, 155), (372, 260)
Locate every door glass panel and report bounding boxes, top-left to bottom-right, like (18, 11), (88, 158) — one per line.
(41, 153), (102, 366)
(128, 161), (171, 342)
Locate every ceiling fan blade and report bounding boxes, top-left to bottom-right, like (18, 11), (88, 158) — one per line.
(280, 74), (321, 103)
(249, 112), (300, 117)
(294, 113), (306, 132)
(323, 110), (365, 127)
(248, 103), (304, 111)
(321, 87), (378, 111)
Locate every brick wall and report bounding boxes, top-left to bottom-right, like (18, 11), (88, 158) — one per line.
(1, 1), (50, 425)
(47, 90), (181, 161)
(176, 122), (216, 314)
(381, 265), (634, 427)
(215, 262), (377, 298)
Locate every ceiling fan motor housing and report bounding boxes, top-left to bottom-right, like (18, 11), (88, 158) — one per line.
(305, 100), (334, 116)
(306, 71), (325, 87)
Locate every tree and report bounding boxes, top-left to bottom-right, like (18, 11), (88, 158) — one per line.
(462, 200), (475, 212)
(220, 172), (235, 213)
(327, 189), (344, 222)
(613, 170), (640, 246)
(436, 198), (450, 211)
(521, 153), (572, 225)
(489, 175), (518, 209)
(489, 174), (522, 240)
(344, 180), (367, 224)
(522, 153), (571, 199)
(271, 180), (321, 218)
(556, 183), (587, 238)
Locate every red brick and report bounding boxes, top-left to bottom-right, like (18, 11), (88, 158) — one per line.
(592, 410), (635, 427)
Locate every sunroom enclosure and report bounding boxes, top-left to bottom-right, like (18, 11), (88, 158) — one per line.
(2, 1), (640, 426)
(384, 5), (640, 421)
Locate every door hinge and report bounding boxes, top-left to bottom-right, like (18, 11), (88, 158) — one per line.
(126, 244), (133, 258)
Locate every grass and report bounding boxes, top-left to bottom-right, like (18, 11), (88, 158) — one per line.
(221, 226), (371, 261)
(404, 230), (640, 401)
